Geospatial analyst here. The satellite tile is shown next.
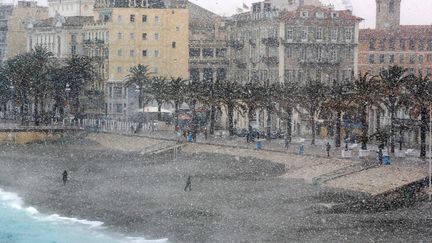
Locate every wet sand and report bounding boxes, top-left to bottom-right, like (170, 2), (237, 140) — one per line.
(0, 137), (431, 243)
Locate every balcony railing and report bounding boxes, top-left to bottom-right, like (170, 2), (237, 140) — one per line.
(228, 39), (244, 50)
(298, 58), (340, 66)
(261, 37), (279, 47)
(262, 56), (279, 66)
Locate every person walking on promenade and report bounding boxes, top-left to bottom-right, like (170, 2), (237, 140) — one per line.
(62, 170), (68, 185)
(284, 137), (290, 150)
(326, 142), (331, 157)
(184, 176), (192, 191)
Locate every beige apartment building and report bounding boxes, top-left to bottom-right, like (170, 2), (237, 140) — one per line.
(0, 1), (48, 64)
(88, 0), (189, 120)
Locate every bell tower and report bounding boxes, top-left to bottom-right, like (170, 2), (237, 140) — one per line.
(376, 0), (401, 30)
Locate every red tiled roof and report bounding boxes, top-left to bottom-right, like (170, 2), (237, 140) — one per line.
(360, 25), (432, 39)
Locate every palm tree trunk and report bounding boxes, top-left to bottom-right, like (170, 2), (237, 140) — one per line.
(360, 104), (368, 150)
(266, 107), (271, 140)
(311, 113), (316, 145)
(335, 110), (341, 148)
(209, 105), (216, 135)
(247, 106), (254, 142)
(420, 106), (427, 158)
(286, 106), (292, 142)
(157, 102), (162, 121)
(34, 96), (39, 126)
(174, 101), (179, 131)
(228, 104), (234, 136)
(390, 103), (396, 154)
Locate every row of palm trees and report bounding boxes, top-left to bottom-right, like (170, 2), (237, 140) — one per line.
(127, 64), (432, 158)
(0, 46), (96, 125)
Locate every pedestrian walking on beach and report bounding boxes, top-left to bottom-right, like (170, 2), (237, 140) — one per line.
(184, 176), (192, 191)
(62, 170), (68, 185)
(326, 142), (331, 157)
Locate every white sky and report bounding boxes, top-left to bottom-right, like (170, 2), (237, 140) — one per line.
(7, 0), (432, 29)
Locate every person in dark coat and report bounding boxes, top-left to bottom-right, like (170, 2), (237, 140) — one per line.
(184, 176), (192, 191)
(62, 170), (68, 185)
(326, 142), (331, 157)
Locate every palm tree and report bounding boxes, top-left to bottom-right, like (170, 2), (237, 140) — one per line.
(404, 72), (432, 158)
(379, 65), (408, 153)
(0, 68), (11, 115)
(299, 79), (328, 145)
(150, 76), (170, 121)
(322, 80), (353, 148)
(63, 55), (96, 119)
(241, 81), (265, 141)
(30, 46), (54, 125)
(48, 65), (68, 120)
(126, 64), (153, 111)
(349, 73), (381, 150)
(214, 79), (244, 136)
(275, 81), (299, 143)
(167, 77), (188, 130)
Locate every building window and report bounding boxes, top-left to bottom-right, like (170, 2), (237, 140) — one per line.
(142, 15), (147, 23)
(380, 39), (385, 51)
(115, 104), (122, 113)
(409, 54), (416, 64)
(71, 34), (77, 43)
(189, 48), (200, 57)
(389, 38), (395, 50)
(153, 67), (159, 74)
(71, 45), (77, 54)
(368, 54), (375, 64)
(419, 55), (424, 64)
(176, 26), (180, 31)
(389, 0), (395, 13)
(286, 47), (293, 58)
(379, 54), (385, 64)
(400, 54), (404, 64)
(117, 67), (122, 73)
(331, 29), (338, 41)
(216, 48), (226, 57)
(418, 40), (425, 51)
(154, 50), (160, 57)
(154, 33), (160, 40)
(117, 32), (122, 40)
(427, 68), (431, 76)
(369, 39), (375, 50)
(400, 39), (405, 50)
(130, 50), (135, 57)
(142, 33), (147, 40)
(427, 54), (432, 62)
(172, 41), (176, 48)
(345, 28), (352, 41)
(286, 28), (293, 40)
(263, 3), (271, 12)
(155, 16), (160, 24)
(316, 27), (323, 40)
(301, 11), (309, 18)
(429, 39), (432, 51)
(117, 49), (122, 56)
(389, 54), (395, 64)
(202, 48), (214, 57)
(130, 14), (135, 22)
(117, 15), (122, 23)
(142, 50), (147, 57)
(130, 33), (135, 39)
(301, 27), (308, 41)
(409, 39), (416, 50)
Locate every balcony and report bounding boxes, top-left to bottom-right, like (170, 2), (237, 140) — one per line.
(228, 39), (244, 50)
(298, 58), (340, 66)
(262, 56), (279, 66)
(234, 59), (247, 69)
(261, 37), (279, 47)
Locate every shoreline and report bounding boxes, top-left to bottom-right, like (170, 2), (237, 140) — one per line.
(0, 138), (431, 242)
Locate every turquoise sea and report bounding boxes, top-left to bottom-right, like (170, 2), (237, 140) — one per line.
(0, 188), (168, 243)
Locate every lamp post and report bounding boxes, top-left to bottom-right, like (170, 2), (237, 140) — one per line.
(429, 102), (431, 201)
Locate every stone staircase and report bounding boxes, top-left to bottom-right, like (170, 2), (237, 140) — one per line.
(312, 161), (380, 186)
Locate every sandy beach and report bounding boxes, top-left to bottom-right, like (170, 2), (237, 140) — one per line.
(0, 135), (431, 242)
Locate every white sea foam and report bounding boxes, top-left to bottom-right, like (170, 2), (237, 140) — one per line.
(0, 187), (169, 243)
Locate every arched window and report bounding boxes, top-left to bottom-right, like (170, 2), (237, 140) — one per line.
(389, 0), (395, 13)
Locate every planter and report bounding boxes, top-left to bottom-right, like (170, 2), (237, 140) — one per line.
(342, 150), (352, 158)
(358, 150), (370, 158)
